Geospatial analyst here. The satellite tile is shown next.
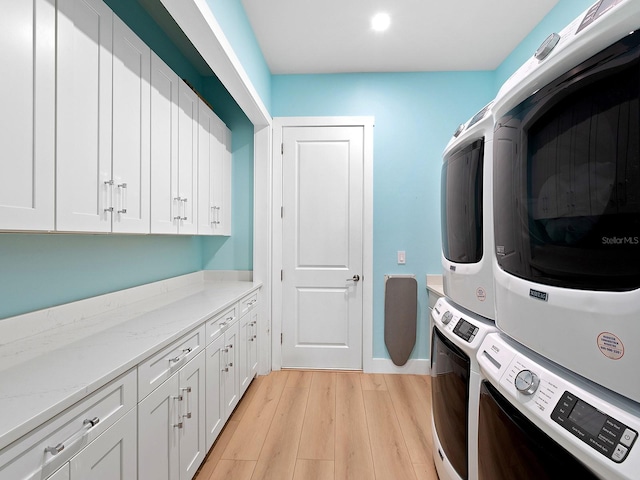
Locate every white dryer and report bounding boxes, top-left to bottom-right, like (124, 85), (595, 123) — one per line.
(441, 101), (495, 321)
(430, 297), (497, 480)
(491, 0), (640, 403)
(477, 332), (640, 479)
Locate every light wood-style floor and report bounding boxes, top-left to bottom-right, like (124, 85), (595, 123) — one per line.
(194, 370), (438, 480)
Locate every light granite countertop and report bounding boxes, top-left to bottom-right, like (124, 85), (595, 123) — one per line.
(426, 274), (444, 297)
(0, 272), (261, 451)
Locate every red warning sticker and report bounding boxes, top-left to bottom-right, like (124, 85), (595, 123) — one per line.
(597, 332), (624, 360)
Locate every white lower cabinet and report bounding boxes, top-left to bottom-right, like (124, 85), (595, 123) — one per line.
(222, 320), (240, 417)
(138, 349), (206, 480)
(239, 294), (260, 395)
(204, 316), (241, 450)
(69, 408), (137, 480)
(1, 288), (262, 480)
(0, 369), (136, 480)
(248, 306), (259, 380)
(204, 334), (225, 450)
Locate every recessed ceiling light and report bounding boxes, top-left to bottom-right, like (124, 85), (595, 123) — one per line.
(371, 12), (391, 32)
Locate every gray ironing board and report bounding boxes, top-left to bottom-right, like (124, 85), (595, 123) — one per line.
(384, 275), (417, 366)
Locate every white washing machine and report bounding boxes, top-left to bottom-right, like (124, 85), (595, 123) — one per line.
(430, 296), (497, 480)
(441, 101), (495, 321)
(477, 332), (640, 479)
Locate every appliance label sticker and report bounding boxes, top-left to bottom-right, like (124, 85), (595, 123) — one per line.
(597, 332), (624, 360)
(476, 287), (487, 302)
(529, 289), (548, 301)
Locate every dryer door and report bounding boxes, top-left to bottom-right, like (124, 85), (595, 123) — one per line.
(431, 326), (470, 479)
(478, 380), (598, 479)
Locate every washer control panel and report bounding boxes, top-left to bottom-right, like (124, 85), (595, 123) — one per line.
(452, 318), (479, 343)
(552, 391), (637, 463)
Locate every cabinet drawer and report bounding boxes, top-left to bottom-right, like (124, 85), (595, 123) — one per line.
(138, 325), (205, 400)
(239, 291), (259, 318)
(205, 304), (238, 344)
(0, 369), (136, 480)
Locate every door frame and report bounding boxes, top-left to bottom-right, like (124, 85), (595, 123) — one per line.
(271, 116), (374, 371)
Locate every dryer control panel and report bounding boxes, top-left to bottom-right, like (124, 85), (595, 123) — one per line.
(552, 391), (637, 463)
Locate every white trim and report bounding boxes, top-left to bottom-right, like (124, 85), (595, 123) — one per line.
(253, 124), (273, 375)
(369, 358), (430, 375)
(160, 0), (271, 127)
(271, 116), (374, 372)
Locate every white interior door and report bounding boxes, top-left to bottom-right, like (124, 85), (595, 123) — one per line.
(281, 125), (364, 369)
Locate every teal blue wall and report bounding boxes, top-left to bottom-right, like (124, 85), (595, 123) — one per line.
(204, 0), (272, 114)
(272, 72), (495, 359)
(0, 235), (202, 319)
(495, 0), (596, 89)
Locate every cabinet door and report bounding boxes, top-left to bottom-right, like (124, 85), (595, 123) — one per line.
(178, 350), (206, 480)
(138, 373), (180, 480)
(248, 307), (259, 379)
(223, 321), (240, 417)
(56, 0), (113, 232)
(197, 100), (225, 235)
(238, 313), (250, 395)
(47, 464), (70, 480)
(177, 81), (199, 234)
(0, 0), (55, 231)
(111, 16), (150, 234)
(70, 408), (137, 480)
(220, 126), (233, 236)
(205, 334), (225, 450)
(150, 52), (179, 234)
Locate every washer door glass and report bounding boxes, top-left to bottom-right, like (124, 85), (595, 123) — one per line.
(478, 381), (598, 479)
(431, 326), (470, 479)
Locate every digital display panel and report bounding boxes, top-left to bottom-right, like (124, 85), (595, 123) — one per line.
(568, 400), (607, 436)
(456, 320), (474, 335)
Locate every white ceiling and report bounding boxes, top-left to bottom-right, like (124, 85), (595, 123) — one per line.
(241, 0), (560, 74)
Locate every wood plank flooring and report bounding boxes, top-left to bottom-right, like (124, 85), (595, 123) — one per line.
(195, 371), (438, 480)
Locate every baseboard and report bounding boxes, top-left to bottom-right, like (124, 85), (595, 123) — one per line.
(367, 358), (430, 375)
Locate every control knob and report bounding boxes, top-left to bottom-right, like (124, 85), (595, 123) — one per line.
(442, 311), (453, 325)
(515, 369), (540, 395)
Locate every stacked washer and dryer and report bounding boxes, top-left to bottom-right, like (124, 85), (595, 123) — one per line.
(432, 1), (640, 479)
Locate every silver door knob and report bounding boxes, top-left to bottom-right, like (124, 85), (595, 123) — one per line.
(347, 274), (360, 282)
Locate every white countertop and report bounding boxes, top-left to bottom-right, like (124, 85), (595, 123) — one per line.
(426, 274), (444, 297)
(0, 272), (261, 451)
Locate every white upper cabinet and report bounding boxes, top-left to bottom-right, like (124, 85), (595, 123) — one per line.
(197, 99), (225, 235)
(150, 53), (199, 235)
(1, 0), (232, 238)
(111, 16), (151, 233)
(150, 52), (179, 234)
(0, 1), (55, 231)
(56, 0), (113, 232)
(177, 82), (199, 235)
(220, 125), (233, 236)
(57, 3), (151, 233)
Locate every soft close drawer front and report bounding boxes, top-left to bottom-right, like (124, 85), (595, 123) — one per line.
(138, 325), (206, 400)
(0, 369), (136, 480)
(239, 291), (259, 318)
(206, 304), (238, 345)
